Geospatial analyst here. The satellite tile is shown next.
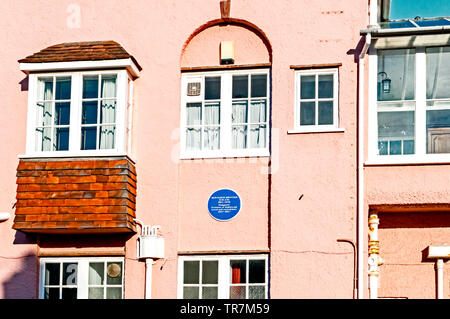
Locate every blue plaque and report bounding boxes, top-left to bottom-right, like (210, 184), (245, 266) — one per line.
(207, 189), (241, 221)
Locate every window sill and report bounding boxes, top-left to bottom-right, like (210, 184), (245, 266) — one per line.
(365, 155), (450, 166)
(287, 128), (345, 134)
(18, 151), (132, 161)
(180, 149), (270, 160)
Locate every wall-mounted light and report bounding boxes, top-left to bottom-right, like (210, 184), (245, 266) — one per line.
(0, 212), (10, 222)
(378, 71), (391, 94)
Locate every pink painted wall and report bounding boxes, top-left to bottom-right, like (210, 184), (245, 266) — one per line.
(0, 0), (373, 299)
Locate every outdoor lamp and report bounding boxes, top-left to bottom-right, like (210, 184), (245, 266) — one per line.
(378, 71), (391, 94)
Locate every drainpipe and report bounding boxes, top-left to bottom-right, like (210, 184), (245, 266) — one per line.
(436, 259), (444, 299)
(357, 33), (371, 299)
(134, 218), (165, 299)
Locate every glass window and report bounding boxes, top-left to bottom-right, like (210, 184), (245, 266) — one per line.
(182, 70), (269, 157)
(377, 49), (416, 156)
(180, 255), (267, 299)
(36, 76), (71, 151)
(40, 258), (123, 299)
(296, 70), (338, 129)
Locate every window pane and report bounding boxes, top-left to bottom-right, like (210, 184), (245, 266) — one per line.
(62, 288), (77, 299)
(232, 125), (247, 149)
(186, 128), (201, 151)
(230, 286), (246, 299)
(300, 75), (315, 99)
(99, 125), (115, 150)
(36, 102), (52, 126)
(62, 263), (77, 285)
(44, 287), (59, 299)
(36, 127), (51, 151)
(230, 260), (246, 284)
(300, 102), (315, 125)
(183, 287), (199, 299)
(55, 77), (71, 100)
(318, 74), (333, 98)
(249, 100), (266, 123)
(202, 260), (218, 284)
(101, 75), (117, 98)
(403, 140), (415, 155)
(81, 127), (97, 150)
(83, 76), (99, 99)
(378, 110), (415, 155)
(106, 287), (122, 299)
(55, 102), (70, 125)
(318, 101), (333, 125)
(54, 127), (69, 151)
(202, 287), (218, 299)
(232, 101), (248, 124)
(100, 100), (116, 124)
(251, 74), (267, 98)
(426, 47), (450, 100)
(203, 127), (220, 150)
(183, 261), (199, 284)
(45, 263), (60, 285)
(378, 49), (415, 101)
(106, 262), (122, 285)
(89, 262), (104, 285)
(82, 101), (98, 124)
(205, 77), (221, 100)
(249, 125), (266, 148)
(204, 102), (220, 125)
(249, 286), (265, 299)
(38, 77), (53, 101)
(186, 103), (202, 125)
(88, 287), (104, 299)
(249, 260), (265, 284)
(427, 108), (450, 153)
(233, 75), (248, 98)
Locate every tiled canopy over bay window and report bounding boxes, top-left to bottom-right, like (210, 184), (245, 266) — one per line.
(14, 41), (141, 234)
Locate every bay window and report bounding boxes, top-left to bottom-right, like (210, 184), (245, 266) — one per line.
(26, 70), (129, 156)
(181, 69), (270, 158)
(178, 255), (268, 299)
(371, 46), (450, 162)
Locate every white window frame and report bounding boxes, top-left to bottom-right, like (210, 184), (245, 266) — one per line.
(180, 69), (270, 159)
(39, 256), (125, 299)
(367, 46), (450, 165)
(177, 254), (268, 299)
(23, 69), (129, 158)
(289, 68), (342, 133)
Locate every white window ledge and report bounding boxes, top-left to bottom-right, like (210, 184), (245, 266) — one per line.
(18, 151), (129, 160)
(365, 155), (450, 166)
(287, 128), (345, 134)
(180, 149), (270, 160)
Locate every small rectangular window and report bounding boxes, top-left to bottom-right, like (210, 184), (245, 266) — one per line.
(294, 69), (339, 131)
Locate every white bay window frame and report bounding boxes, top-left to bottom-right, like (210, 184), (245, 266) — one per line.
(23, 69), (129, 158)
(368, 45), (450, 164)
(177, 254), (268, 299)
(39, 256), (125, 299)
(180, 69), (270, 159)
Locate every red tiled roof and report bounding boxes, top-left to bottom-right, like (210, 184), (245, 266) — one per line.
(18, 40), (142, 70)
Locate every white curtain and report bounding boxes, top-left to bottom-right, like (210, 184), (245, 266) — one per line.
(36, 78), (53, 151)
(100, 76), (117, 149)
(186, 103), (202, 150)
(248, 100), (267, 148)
(204, 102), (220, 150)
(427, 47), (450, 100)
(232, 101), (247, 148)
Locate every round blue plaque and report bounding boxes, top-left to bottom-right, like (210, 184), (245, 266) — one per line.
(207, 189), (241, 221)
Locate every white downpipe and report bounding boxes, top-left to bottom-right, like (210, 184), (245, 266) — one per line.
(436, 259), (444, 299)
(145, 258), (154, 299)
(358, 33), (371, 299)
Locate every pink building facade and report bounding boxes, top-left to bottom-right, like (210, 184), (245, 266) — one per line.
(0, 0), (448, 299)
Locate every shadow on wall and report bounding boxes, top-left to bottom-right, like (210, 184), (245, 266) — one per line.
(2, 253), (36, 299)
(2, 231), (37, 299)
(378, 212), (450, 229)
